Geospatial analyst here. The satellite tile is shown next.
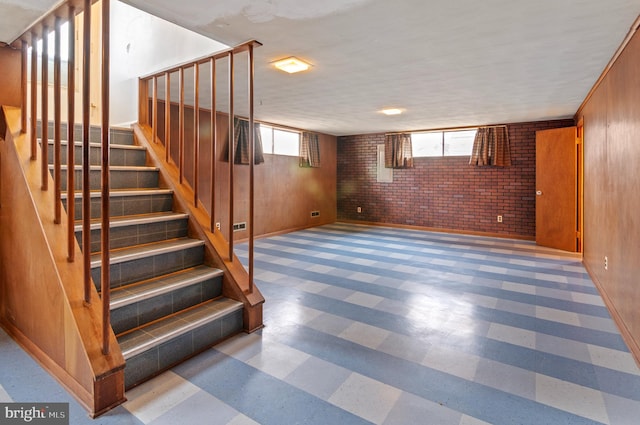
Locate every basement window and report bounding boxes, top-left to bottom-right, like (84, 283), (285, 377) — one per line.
(412, 129), (477, 157)
(260, 125), (300, 156)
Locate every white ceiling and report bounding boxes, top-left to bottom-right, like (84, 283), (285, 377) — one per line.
(3, 0), (640, 136)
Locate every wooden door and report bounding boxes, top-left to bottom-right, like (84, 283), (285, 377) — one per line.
(536, 127), (578, 252)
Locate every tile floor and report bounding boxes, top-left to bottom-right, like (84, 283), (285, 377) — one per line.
(1, 223), (639, 424)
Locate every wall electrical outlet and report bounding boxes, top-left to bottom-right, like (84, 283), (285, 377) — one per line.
(604, 256), (608, 271)
(497, 215), (503, 223)
(311, 211), (320, 217)
(215, 222), (221, 231)
(357, 206), (362, 213)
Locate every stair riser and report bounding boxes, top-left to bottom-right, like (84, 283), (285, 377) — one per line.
(37, 122), (134, 145)
(47, 144), (146, 167)
(62, 193), (174, 220)
(111, 276), (223, 335)
(92, 246), (205, 289)
(124, 309), (243, 389)
(58, 169), (159, 191)
(77, 219), (188, 252)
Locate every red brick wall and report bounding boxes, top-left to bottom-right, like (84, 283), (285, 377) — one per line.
(337, 119), (575, 238)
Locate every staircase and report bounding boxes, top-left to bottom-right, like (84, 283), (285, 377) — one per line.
(43, 123), (244, 389)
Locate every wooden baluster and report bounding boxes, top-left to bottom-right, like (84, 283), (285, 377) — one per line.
(194, 63), (199, 205)
(101, 0), (111, 356)
(228, 52), (234, 261)
(82, 0), (92, 304)
(179, 67), (184, 183)
(152, 75), (157, 143)
(30, 33), (37, 160)
(164, 72), (170, 163)
(41, 25), (49, 191)
(210, 58), (216, 233)
(67, 6), (76, 262)
(248, 45), (255, 293)
(53, 17), (62, 224)
(21, 41), (27, 134)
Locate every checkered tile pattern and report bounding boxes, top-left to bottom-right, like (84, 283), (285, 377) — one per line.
(1, 223), (639, 424)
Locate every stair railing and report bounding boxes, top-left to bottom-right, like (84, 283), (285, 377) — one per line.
(16, 0), (112, 355)
(138, 40), (261, 294)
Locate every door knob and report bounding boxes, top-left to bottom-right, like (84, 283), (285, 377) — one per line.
(536, 190), (542, 196)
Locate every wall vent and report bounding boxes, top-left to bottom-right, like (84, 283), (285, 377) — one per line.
(233, 222), (247, 231)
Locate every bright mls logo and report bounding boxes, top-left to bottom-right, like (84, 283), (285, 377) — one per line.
(0, 403), (68, 424)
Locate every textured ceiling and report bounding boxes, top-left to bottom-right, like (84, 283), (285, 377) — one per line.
(3, 0), (640, 135)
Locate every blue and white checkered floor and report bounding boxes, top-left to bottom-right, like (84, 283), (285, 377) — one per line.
(2, 223), (639, 424)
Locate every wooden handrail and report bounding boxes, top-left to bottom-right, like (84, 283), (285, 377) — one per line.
(138, 40), (260, 292)
(139, 40), (261, 81)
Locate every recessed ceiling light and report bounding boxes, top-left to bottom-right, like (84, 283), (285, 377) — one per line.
(380, 108), (403, 116)
(273, 56), (311, 74)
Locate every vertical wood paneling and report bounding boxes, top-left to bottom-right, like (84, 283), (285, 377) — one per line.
(579, 28), (640, 363)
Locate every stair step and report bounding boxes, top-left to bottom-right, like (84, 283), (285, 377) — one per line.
(90, 238), (206, 289)
(54, 164), (159, 190)
(110, 266), (224, 335)
(37, 122), (134, 145)
(61, 189), (174, 219)
(91, 238), (204, 267)
(76, 212), (189, 253)
(111, 266), (223, 310)
(75, 212), (189, 232)
(119, 298), (243, 388)
(45, 140), (147, 166)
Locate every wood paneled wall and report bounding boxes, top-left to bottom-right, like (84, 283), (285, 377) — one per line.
(577, 27), (640, 363)
(0, 46), (23, 135)
(153, 101), (337, 239)
(1, 107), (125, 415)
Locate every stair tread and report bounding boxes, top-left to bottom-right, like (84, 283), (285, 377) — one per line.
(61, 188), (173, 200)
(75, 212), (188, 231)
(90, 237), (205, 267)
(111, 265), (223, 310)
(42, 139), (145, 150)
(118, 298), (243, 359)
(53, 164), (158, 171)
